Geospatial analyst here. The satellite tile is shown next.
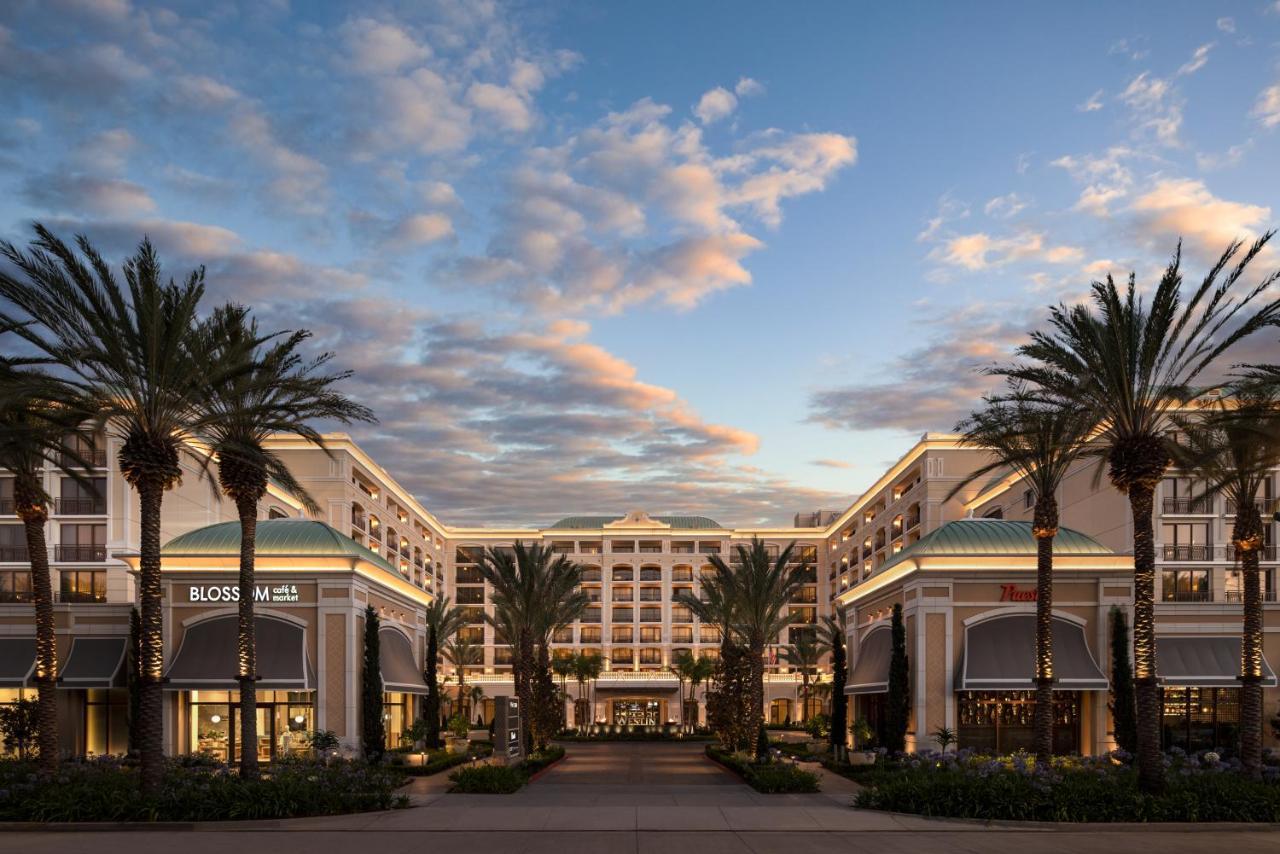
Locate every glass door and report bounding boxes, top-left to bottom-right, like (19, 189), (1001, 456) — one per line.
(230, 705), (275, 764)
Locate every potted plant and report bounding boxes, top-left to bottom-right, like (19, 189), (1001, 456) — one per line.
(309, 729), (340, 762)
(445, 713), (470, 754)
(931, 725), (956, 753)
(849, 718), (876, 765)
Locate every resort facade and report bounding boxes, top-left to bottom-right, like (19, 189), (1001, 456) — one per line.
(1, 428), (1277, 760)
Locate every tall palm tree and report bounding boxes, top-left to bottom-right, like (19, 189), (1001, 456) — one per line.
(0, 362), (95, 774)
(817, 609), (848, 754)
(679, 537), (807, 757)
(197, 307), (373, 778)
(783, 631), (822, 724)
(572, 651), (603, 727)
(423, 597), (466, 747)
(672, 651), (697, 729)
(552, 654), (576, 728)
(687, 656), (715, 732)
(443, 635), (481, 722)
(1002, 235), (1280, 791)
(949, 389), (1093, 764)
(1170, 387), (1280, 775)
(0, 226), (251, 791)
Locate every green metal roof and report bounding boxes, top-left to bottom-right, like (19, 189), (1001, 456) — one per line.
(877, 519), (1112, 575)
(548, 515), (723, 530)
(162, 519), (399, 575)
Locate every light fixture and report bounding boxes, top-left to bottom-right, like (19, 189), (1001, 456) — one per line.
(210, 714), (222, 724)
(294, 715), (306, 725)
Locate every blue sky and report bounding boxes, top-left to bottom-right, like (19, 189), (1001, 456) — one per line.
(1, 0), (1278, 526)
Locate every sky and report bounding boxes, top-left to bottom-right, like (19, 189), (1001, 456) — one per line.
(1, 1), (1278, 527)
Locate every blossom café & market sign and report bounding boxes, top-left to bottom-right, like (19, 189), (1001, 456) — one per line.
(188, 584), (302, 604)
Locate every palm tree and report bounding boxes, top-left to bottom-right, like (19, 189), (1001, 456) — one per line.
(1170, 387), (1280, 775)
(552, 654), (576, 728)
(817, 609), (848, 754)
(949, 389), (1093, 764)
(469, 685), (486, 727)
(687, 656), (715, 732)
(1001, 236), (1280, 791)
(197, 307), (373, 778)
(423, 598), (466, 747)
(782, 632), (822, 724)
(572, 651), (603, 728)
(0, 362), (95, 774)
(443, 635), (481, 723)
(672, 651), (697, 729)
(678, 537), (807, 758)
(0, 226), (253, 792)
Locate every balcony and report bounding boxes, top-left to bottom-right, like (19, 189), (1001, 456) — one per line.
(580, 569), (602, 582)
(1225, 590), (1278, 603)
(638, 589), (661, 602)
(697, 543), (722, 555)
(1163, 497), (1213, 515)
(60, 449), (108, 469)
(1227, 545), (1278, 562)
(1162, 544), (1213, 561)
(639, 569), (661, 581)
(0, 498), (13, 515)
(55, 498), (106, 515)
(638, 543), (662, 554)
(0, 546), (29, 562)
(351, 513), (366, 530)
(1162, 589), (1212, 603)
(639, 608), (662, 622)
(1225, 499), (1267, 516)
(55, 545), (107, 562)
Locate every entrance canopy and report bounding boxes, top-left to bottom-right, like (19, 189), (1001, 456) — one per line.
(955, 614), (1108, 692)
(165, 615), (313, 691)
(379, 628), (428, 694)
(1156, 636), (1277, 688)
(846, 626), (892, 695)
(0, 638), (35, 687)
(59, 637), (127, 689)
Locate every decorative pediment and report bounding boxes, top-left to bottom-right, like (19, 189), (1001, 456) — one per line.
(604, 510), (671, 529)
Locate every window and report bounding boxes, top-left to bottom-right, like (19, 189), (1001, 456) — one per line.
(455, 565), (484, 584)
(671, 541), (694, 554)
(611, 647), (633, 664)
(493, 647), (513, 665)
(579, 542), (603, 555)
(639, 626), (661, 643)
(551, 541), (575, 554)
(57, 524), (105, 562)
(1162, 523), (1212, 560)
(551, 627), (574, 643)
(62, 433), (106, 468)
(457, 626), (483, 644)
(579, 626), (601, 643)
(1161, 569), (1211, 602)
(455, 586), (485, 604)
(268, 507), (288, 520)
(638, 541), (662, 554)
(1163, 477), (1212, 514)
(581, 607), (601, 624)
(788, 625), (817, 644)
(610, 541), (635, 554)
(0, 525), (27, 562)
(638, 587), (661, 602)
(455, 546), (484, 564)
(670, 605), (692, 623)
(611, 626), (633, 643)
(1023, 488), (1034, 509)
(699, 626), (721, 644)
(611, 587), (634, 602)
(580, 566), (602, 582)
(1225, 568), (1275, 602)
(0, 570), (31, 603)
(671, 565), (693, 581)
(983, 507), (1004, 520)
(60, 570), (106, 603)
(639, 566), (661, 581)
(639, 648), (661, 664)
(0, 479), (12, 515)
(612, 607), (633, 623)
(459, 606), (486, 624)
(611, 566), (633, 582)
(1161, 687), (1239, 755)
(672, 585), (692, 602)
(671, 626), (693, 643)
(639, 606), (661, 622)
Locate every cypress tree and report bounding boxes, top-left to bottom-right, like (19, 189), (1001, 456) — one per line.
(422, 625), (441, 748)
(883, 603), (910, 754)
(361, 606), (385, 760)
(827, 621), (848, 754)
(1109, 606), (1138, 755)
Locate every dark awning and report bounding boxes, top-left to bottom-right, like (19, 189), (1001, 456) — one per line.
(379, 628), (428, 694)
(846, 626), (892, 695)
(59, 637), (127, 689)
(165, 615), (313, 691)
(955, 614), (1108, 691)
(1156, 636), (1278, 688)
(0, 638), (35, 687)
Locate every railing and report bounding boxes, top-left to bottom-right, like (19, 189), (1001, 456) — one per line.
(54, 545), (107, 562)
(611, 544), (635, 554)
(698, 545), (721, 555)
(639, 609), (662, 622)
(1227, 545), (1278, 562)
(638, 590), (661, 602)
(1224, 590), (1278, 603)
(58, 589), (107, 604)
(60, 449), (108, 468)
(0, 546), (29, 562)
(639, 570), (661, 581)
(580, 570), (602, 582)
(638, 545), (662, 554)
(54, 498), (106, 515)
(611, 572), (633, 582)
(0, 498), (13, 515)
(671, 545), (694, 554)
(1162, 544), (1213, 561)
(1225, 499), (1267, 516)
(1163, 497), (1213, 514)
(905, 514), (921, 531)
(352, 513), (367, 531)
(1162, 589), (1212, 603)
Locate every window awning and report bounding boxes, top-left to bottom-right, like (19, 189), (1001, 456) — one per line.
(846, 626), (892, 695)
(379, 628), (428, 694)
(955, 614), (1108, 692)
(1156, 636), (1277, 688)
(0, 638), (36, 687)
(164, 615), (313, 691)
(59, 637), (127, 689)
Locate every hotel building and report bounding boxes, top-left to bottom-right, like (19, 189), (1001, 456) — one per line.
(1, 427), (1277, 758)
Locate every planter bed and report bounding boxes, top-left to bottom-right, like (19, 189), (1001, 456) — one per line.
(448, 745), (566, 793)
(388, 741), (495, 776)
(705, 744), (820, 793)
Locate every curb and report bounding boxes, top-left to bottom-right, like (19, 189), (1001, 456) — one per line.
(864, 809), (1280, 832)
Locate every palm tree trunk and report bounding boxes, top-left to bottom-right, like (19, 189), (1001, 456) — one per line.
(1128, 482), (1164, 794)
(1236, 505), (1265, 776)
(136, 477), (166, 794)
(235, 497), (259, 779)
(516, 629), (535, 752)
(18, 494), (57, 775)
(1032, 527), (1055, 765)
(750, 640), (766, 759)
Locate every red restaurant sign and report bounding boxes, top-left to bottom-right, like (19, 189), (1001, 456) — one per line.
(1000, 584), (1037, 602)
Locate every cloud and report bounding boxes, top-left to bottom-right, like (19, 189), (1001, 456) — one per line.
(367, 68), (473, 154)
(930, 231), (1082, 271)
(22, 174), (154, 217)
(983, 192), (1027, 218)
(228, 109), (328, 214)
(1118, 72), (1182, 145)
(811, 458), (854, 469)
(1051, 146), (1141, 216)
(1077, 89), (1104, 112)
(386, 212), (455, 247)
(172, 74), (239, 107)
(1253, 83), (1280, 128)
(694, 86), (737, 125)
(467, 81), (534, 132)
(70, 128), (135, 173)
(1196, 141), (1251, 171)
(1129, 177), (1271, 260)
(735, 77), (764, 97)
(341, 17), (430, 75)
(1217, 17), (1235, 33)
(1176, 43), (1213, 76)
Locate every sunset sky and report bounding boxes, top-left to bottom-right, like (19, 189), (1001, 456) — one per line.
(2, 1), (1278, 526)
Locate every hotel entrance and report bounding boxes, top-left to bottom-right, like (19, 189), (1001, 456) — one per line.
(611, 699), (665, 726)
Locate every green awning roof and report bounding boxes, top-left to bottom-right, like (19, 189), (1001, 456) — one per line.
(548, 515), (723, 530)
(162, 519), (399, 575)
(878, 519), (1113, 575)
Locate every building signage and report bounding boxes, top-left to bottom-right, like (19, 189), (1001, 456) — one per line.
(494, 695), (523, 763)
(188, 584), (301, 604)
(999, 584), (1037, 602)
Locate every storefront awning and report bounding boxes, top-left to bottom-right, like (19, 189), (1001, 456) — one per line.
(846, 626), (891, 695)
(59, 637), (127, 689)
(165, 615), (313, 691)
(379, 628), (428, 694)
(955, 614), (1108, 692)
(0, 638), (36, 687)
(1156, 636), (1277, 688)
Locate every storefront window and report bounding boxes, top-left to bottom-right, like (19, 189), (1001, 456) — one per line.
(1161, 687), (1239, 755)
(187, 690), (315, 762)
(383, 692), (408, 749)
(84, 688), (128, 755)
(957, 691), (1081, 755)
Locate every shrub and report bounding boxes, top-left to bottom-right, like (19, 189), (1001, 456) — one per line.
(522, 745), (565, 776)
(405, 742), (494, 777)
(0, 756), (407, 823)
(448, 764), (526, 794)
(706, 744), (821, 793)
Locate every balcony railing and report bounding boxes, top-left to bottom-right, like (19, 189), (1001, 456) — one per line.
(1224, 590), (1278, 603)
(60, 449), (108, 469)
(0, 498), (13, 515)
(1163, 497), (1213, 515)
(638, 545), (662, 554)
(1227, 545), (1278, 562)
(580, 570), (602, 582)
(1225, 499), (1267, 516)
(54, 498), (106, 515)
(55, 545), (107, 562)
(639, 569), (661, 581)
(352, 513), (367, 531)
(1162, 589), (1212, 603)
(1162, 544), (1213, 561)
(0, 546), (29, 562)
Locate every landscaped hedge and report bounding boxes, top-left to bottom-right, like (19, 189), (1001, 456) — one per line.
(388, 741), (494, 776)
(853, 750), (1280, 823)
(557, 730), (715, 742)
(706, 744), (820, 793)
(0, 757), (408, 823)
(447, 745), (565, 793)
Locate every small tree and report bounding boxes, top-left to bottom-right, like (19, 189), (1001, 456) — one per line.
(882, 603), (910, 753)
(361, 606), (385, 760)
(0, 698), (39, 760)
(1109, 606), (1138, 755)
(818, 610), (848, 754)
